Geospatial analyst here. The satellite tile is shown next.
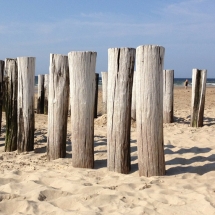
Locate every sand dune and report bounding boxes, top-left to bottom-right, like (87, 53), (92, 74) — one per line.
(0, 87), (215, 214)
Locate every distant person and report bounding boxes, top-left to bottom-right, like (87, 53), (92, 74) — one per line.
(184, 79), (188, 89)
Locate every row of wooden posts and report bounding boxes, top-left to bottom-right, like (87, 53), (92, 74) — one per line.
(0, 45), (207, 177)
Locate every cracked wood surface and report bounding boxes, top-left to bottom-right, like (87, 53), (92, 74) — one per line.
(4, 59), (18, 152)
(68, 51), (96, 168)
(47, 54), (69, 160)
(191, 69), (207, 127)
(107, 47), (135, 174)
(163, 70), (174, 123)
(17, 57), (35, 153)
(136, 45), (165, 177)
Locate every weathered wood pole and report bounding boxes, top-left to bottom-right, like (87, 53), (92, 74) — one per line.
(44, 74), (49, 115)
(37, 75), (45, 114)
(163, 69), (174, 123)
(0, 60), (5, 135)
(190, 69), (207, 127)
(68, 51), (96, 168)
(136, 45), (165, 177)
(101, 71), (108, 114)
(68, 95), (71, 117)
(17, 57), (35, 153)
(131, 72), (136, 120)
(47, 54), (69, 160)
(94, 73), (99, 118)
(107, 48), (135, 174)
(4, 59), (18, 151)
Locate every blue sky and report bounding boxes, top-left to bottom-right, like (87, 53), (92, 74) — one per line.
(0, 0), (214, 78)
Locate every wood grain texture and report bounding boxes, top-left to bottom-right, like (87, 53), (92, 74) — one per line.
(107, 47), (135, 174)
(47, 54), (69, 160)
(163, 70), (174, 123)
(191, 69), (207, 127)
(136, 45), (165, 177)
(101, 71), (108, 114)
(0, 60), (4, 135)
(37, 75), (45, 114)
(17, 57), (35, 153)
(68, 51), (96, 168)
(94, 73), (99, 118)
(131, 72), (136, 120)
(4, 59), (18, 151)
(44, 74), (49, 115)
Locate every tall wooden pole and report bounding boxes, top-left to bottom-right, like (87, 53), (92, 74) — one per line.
(94, 73), (99, 118)
(101, 71), (108, 114)
(68, 95), (71, 117)
(0, 60), (4, 135)
(131, 72), (136, 120)
(191, 69), (207, 127)
(44, 74), (49, 115)
(47, 54), (69, 160)
(68, 51), (96, 168)
(4, 59), (18, 152)
(37, 74), (45, 114)
(17, 57), (35, 153)
(136, 45), (165, 177)
(163, 70), (174, 123)
(107, 48), (135, 174)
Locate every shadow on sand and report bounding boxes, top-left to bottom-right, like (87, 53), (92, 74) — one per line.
(165, 143), (215, 175)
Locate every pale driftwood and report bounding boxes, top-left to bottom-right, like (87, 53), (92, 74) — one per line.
(0, 60), (4, 135)
(44, 74), (49, 115)
(47, 54), (69, 160)
(68, 51), (96, 168)
(94, 73), (99, 118)
(17, 57), (35, 152)
(136, 45), (165, 177)
(37, 75), (45, 114)
(163, 70), (174, 123)
(191, 69), (207, 127)
(101, 71), (108, 114)
(4, 59), (18, 151)
(107, 48), (135, 174)
(131, 72), (136, 120)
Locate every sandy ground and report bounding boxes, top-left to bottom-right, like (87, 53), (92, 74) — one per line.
(0, 86), (215, 215)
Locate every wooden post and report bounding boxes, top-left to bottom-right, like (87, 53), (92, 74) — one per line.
(131, 72), (136, 120)
(163, 70), (174, 123)
(190, 69), (207, 127)
(101, 71), (108, 114)
(136, 45), (165, 177)
(44, 74), (49, 115)
(94, 73), (99, 118)
(17, 57), (35, 153)
(107, 48), (135, 174)
(68, 95), (71, 117)
(0, 60), (4, 135)
(68, 51), (96, 168)
(47, 54), (69, 160)
(4, 59), (18, 151)
(37, 74), (45, 114)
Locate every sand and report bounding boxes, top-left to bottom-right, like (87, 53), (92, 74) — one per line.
(0, 86), (215, 215)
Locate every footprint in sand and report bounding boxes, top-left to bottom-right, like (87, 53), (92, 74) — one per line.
(38, 189), (70, 201)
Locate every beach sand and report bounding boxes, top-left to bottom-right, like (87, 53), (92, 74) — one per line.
(0, 86), (215, 215)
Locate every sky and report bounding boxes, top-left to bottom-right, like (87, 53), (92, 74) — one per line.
(0, 0), (214, 78)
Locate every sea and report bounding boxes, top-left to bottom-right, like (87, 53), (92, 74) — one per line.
(34, 76), (215, 87)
